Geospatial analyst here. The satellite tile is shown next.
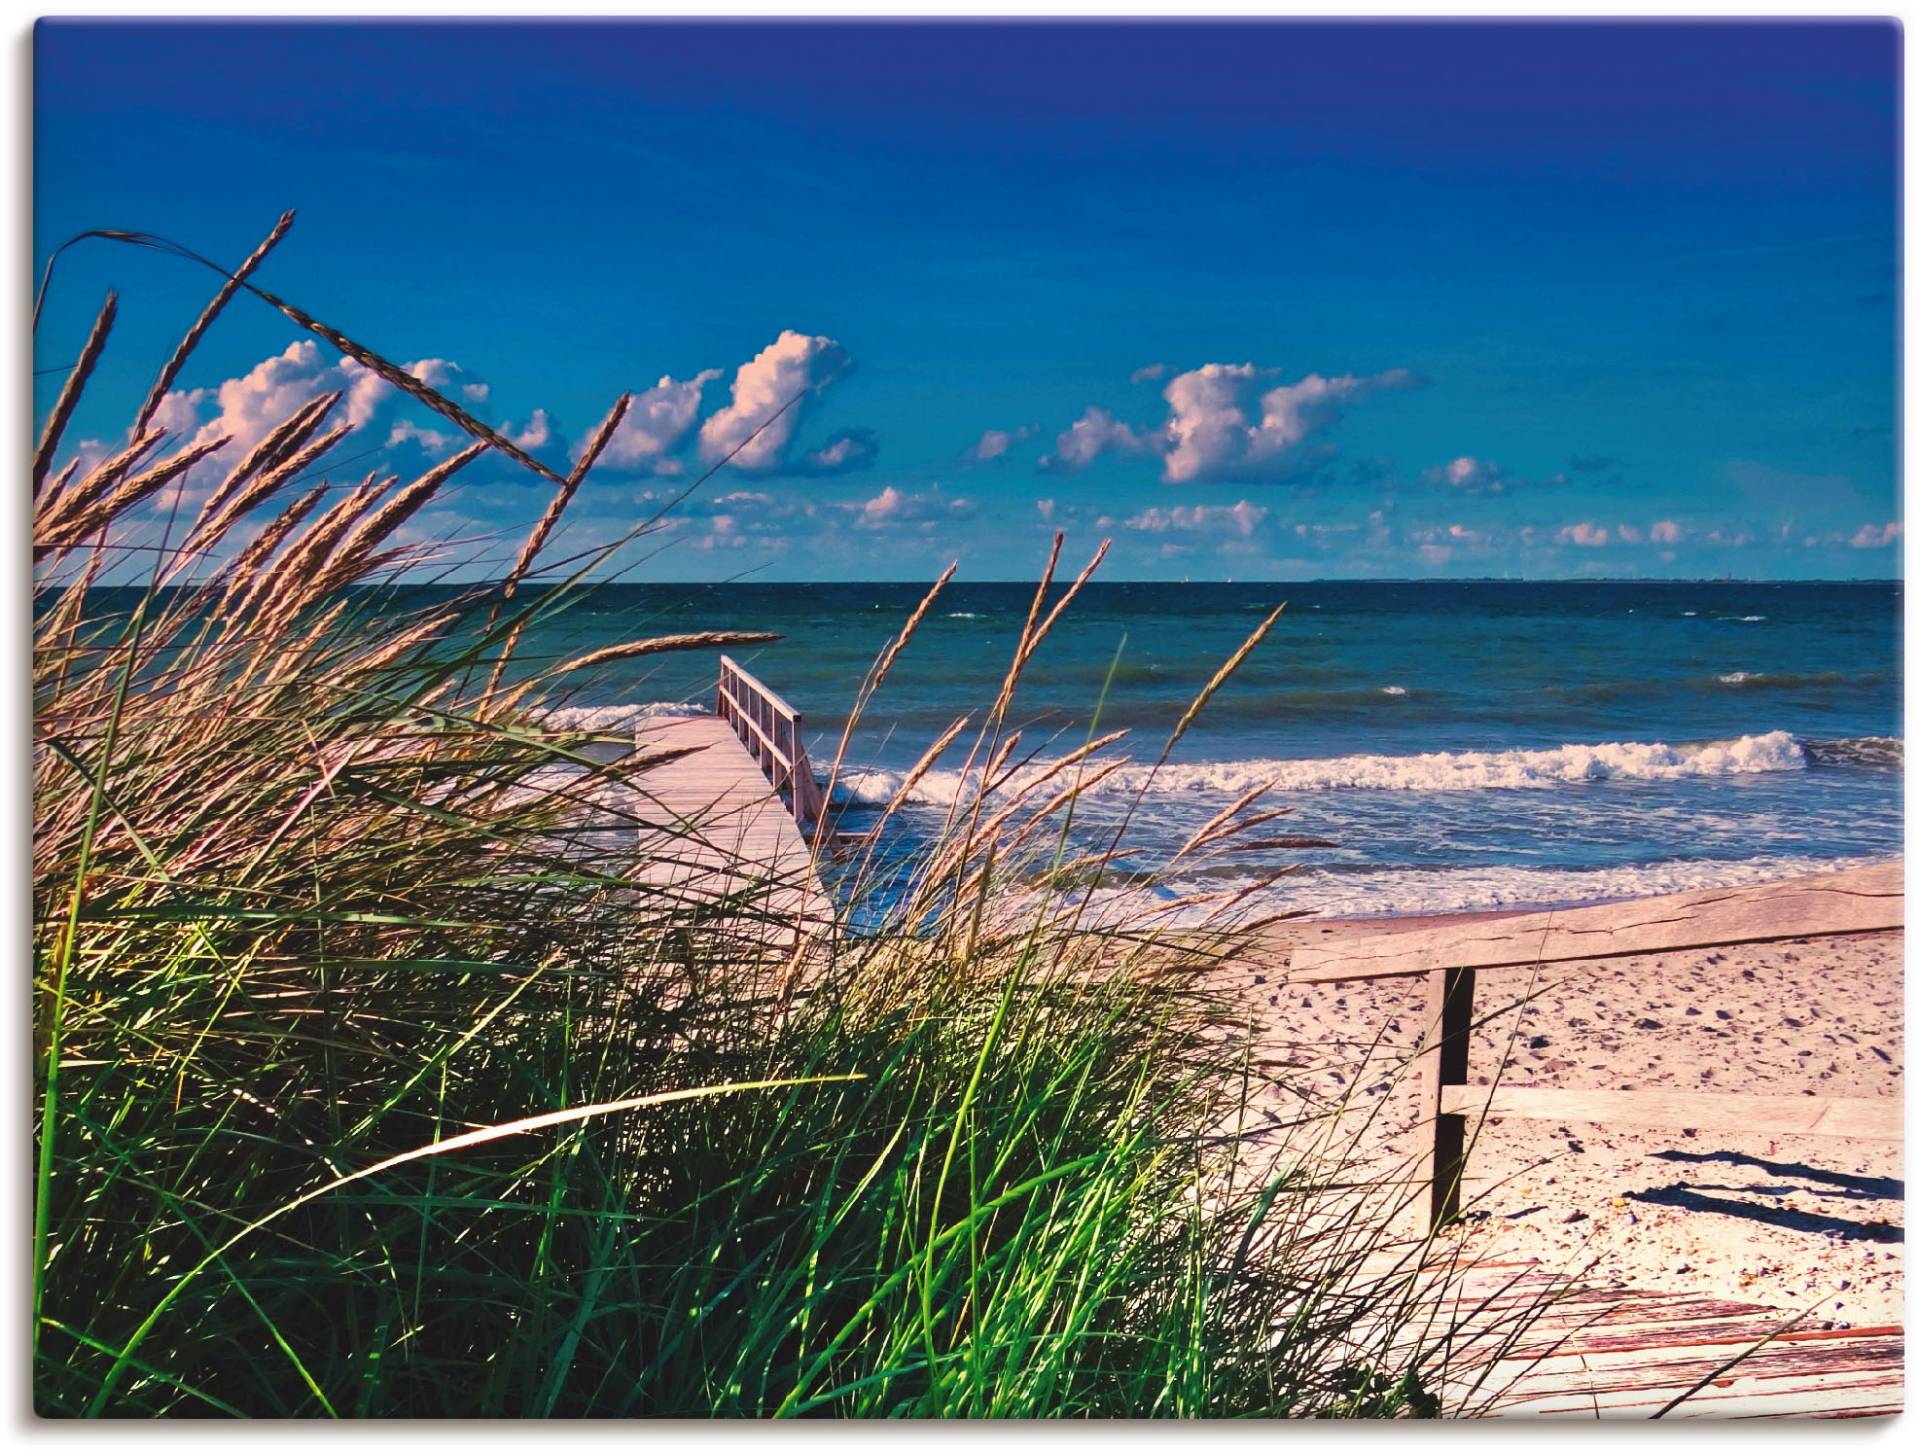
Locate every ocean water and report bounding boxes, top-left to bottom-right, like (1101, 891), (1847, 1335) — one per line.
(516, 579), (1900, 919)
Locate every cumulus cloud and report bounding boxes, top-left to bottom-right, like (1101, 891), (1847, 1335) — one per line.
(795, 428), (879, 476)
(508, 409), (557, 452)
(594, 370), (723, 474)
(1427, 456), (1507, 495)
(1124, 500), (1269, 537)
(1129, 363), (1169, 384)
(1039, 407), (1155, 474)
(1424, 455), (1572, 494)
(1042, 362), (1414, 484)
(856, 484), (973, 529)
(1557, 521), (1609, 548)
(1850, 521), (1903, 548)
(1649, 519), (1685, 544)
(387, 419), (457, 456)
(698, 330), (852, 473)
(115, 342), (390, 504)
(969, 423), (1038, 463)
(1161, 365), (1416, 484)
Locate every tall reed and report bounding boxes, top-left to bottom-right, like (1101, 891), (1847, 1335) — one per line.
(33, 219), (1465, 1417)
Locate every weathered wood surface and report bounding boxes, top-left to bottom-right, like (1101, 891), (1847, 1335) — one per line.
(625, 713), (832, 954)
(717, 654), (829, 829)
(1439, 1085), (1902, 1140)
(1439, 1261), (1904, 1418)
(1288, 861), (1900, 985)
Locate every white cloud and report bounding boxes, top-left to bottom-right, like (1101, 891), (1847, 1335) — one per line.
(387, 419), (457, 456)
(1162, 365), (1415, 484)
(508, 409), (555, 452)
(1850, 521), (1903, 548)
(596, 370), (722, 473)
(797, 428), (879, 476)
(1124, 500), (1269, 537)
(1043, 362), (1413, 483)
(1129, 363), (1169, 384)
(969, 423), (1037, 463)
(1039, 406), (1155, 474)
(856, 484), (973, 528)
(1557, 521), (1609, 547)
(1649, 519), (1685, 544)
(1428, 456), (1506, 495)
(698, 330), (851, 473)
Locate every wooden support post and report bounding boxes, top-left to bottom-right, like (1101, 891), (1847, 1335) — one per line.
(1416, 965), (1476, 1235)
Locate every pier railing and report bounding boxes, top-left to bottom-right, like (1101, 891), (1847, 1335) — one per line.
(1286, 861), (1903, 1235)
(716, 655), (828, 832)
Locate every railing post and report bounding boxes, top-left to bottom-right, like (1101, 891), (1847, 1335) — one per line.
(1416, 965), (1476, 1236)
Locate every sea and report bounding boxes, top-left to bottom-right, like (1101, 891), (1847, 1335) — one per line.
(510, 579), (1900, 920)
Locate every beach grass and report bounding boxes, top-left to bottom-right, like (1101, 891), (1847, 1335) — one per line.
(32, 228), (1458, 1417)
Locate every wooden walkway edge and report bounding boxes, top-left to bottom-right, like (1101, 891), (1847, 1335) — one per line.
(627, 712), (832, 954)
(1439, 1261), (1904, 1418)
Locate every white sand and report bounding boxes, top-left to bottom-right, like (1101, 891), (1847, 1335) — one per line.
(1233, 912), (1903, 1327)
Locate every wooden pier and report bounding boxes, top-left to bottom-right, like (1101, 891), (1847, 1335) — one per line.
(623, 657), (833, 956)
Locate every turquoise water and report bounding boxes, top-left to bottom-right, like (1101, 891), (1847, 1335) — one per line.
(485, 580), (1902, 916)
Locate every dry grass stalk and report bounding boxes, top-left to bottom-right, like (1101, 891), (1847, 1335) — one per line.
(91, 434), (236, 531)
(249, 474), (395, 631)
(246, 280), (568, 486)
(195, 390), (344, 525)
(35, 428), (165, 541)
(133, 212), (296, 435)
(213, 484), (333, 622)
(1162, 604), (1285, 760)
(809, 562), (961, 888)
(987, 729), (1127, 812)
(1018, 537), (1110, 673)
(878, 715), (971, 826)
(33, 289), (116, 492)
(314, 442), (486, 593)
(552, 631), (782, 677)
(189, 422), (355, 554)
(479, 392), (633, 700)
(503, 393), (632, 602)
(982, 730), (1024, 788)
(1170, 776), (1287, 866)
(985, 532), (1063, 727)
(871, 560), (957, 692)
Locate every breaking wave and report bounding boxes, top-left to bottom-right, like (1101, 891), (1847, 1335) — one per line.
(842, 729), (1840, 805)
(544, 701), (708, 731)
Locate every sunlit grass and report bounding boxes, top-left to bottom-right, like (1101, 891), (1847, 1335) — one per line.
(34, 217), (1459, 1418)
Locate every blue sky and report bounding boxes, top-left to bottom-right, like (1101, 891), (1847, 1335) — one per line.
(34, 19), (1901, 581)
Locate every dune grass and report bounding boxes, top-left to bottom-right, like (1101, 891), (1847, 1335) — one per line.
(33, 221), (1455, 1417)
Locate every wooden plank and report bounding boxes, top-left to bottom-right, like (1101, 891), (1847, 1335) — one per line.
(1434, 1260), (1904, 1420)
(1439, 1085), (1902, 1139)
(625, 713), (832, 956)
(1416, 966), (1475, 1232)
(1288, 861), (1900, 984)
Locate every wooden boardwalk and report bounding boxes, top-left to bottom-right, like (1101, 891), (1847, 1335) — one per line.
(1438, 1261), (1903, 1418)
(626, 711), (832, 956)
(1282, 862), (1905, 1419)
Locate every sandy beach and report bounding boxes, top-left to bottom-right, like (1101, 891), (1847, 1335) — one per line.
(1237, 887), (1904, 1328)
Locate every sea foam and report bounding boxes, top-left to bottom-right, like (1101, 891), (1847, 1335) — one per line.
(544, 701), (708, 731)
(844, 729), (1815, 805)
